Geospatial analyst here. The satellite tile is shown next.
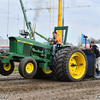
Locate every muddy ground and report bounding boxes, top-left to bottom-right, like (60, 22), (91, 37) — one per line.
(0, 72), (100, 100)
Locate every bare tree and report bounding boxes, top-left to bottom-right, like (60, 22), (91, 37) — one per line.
(88, 37), (100, 43)
(77, 36), (81, 48)
(66, 42), (74, 47)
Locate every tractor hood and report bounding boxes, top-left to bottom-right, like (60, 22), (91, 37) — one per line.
(9, 36), (51, 49)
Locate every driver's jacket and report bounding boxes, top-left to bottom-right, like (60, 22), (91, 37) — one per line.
(52, 35), (62, 44)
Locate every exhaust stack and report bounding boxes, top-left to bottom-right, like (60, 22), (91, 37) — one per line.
(32, 24), (36, 40)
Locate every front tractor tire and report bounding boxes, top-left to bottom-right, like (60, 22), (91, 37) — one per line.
(52, 47), (88, 82)
(19, 57), (37, 79)
(0, 61), (14, 76)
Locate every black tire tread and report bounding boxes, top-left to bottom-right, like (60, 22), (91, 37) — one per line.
(0, 61), (14, 76)
(19, 57), (37, 79)
(52, 47), (88, 82)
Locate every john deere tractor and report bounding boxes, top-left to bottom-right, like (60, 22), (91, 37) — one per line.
(0, 0), (97, 81)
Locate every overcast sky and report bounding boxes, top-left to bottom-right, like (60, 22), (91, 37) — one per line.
(0, 0), (100, 46)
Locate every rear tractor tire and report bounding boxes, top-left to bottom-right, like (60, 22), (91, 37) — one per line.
(19, 57), (37, 79)
(52, 47), (88, 82)
(0, 61), (14, 76)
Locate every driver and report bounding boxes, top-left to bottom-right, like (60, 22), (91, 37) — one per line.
(49, 32), (62, 56)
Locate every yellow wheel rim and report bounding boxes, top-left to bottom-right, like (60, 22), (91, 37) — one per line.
(69, 52), (86, 79)
(42, 68), (52, 74)
(3, 63), (11, 71)
(26, 63), (34, 74)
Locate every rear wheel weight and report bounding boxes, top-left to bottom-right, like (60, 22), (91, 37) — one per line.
(33, 67), (53, 79)
(52, 47), (88, 82)
(42, 68), (52, 74)
(19, 57), (37, 79)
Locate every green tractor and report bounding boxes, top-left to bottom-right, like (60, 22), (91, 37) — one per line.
(0, 0), (88, 82)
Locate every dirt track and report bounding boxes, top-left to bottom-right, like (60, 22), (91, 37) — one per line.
(0, 72), (100, 100)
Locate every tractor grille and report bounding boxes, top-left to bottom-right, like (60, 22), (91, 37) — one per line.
(23, 44), (30, 56)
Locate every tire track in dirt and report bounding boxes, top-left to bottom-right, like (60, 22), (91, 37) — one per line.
(0, 73), (100, 100)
